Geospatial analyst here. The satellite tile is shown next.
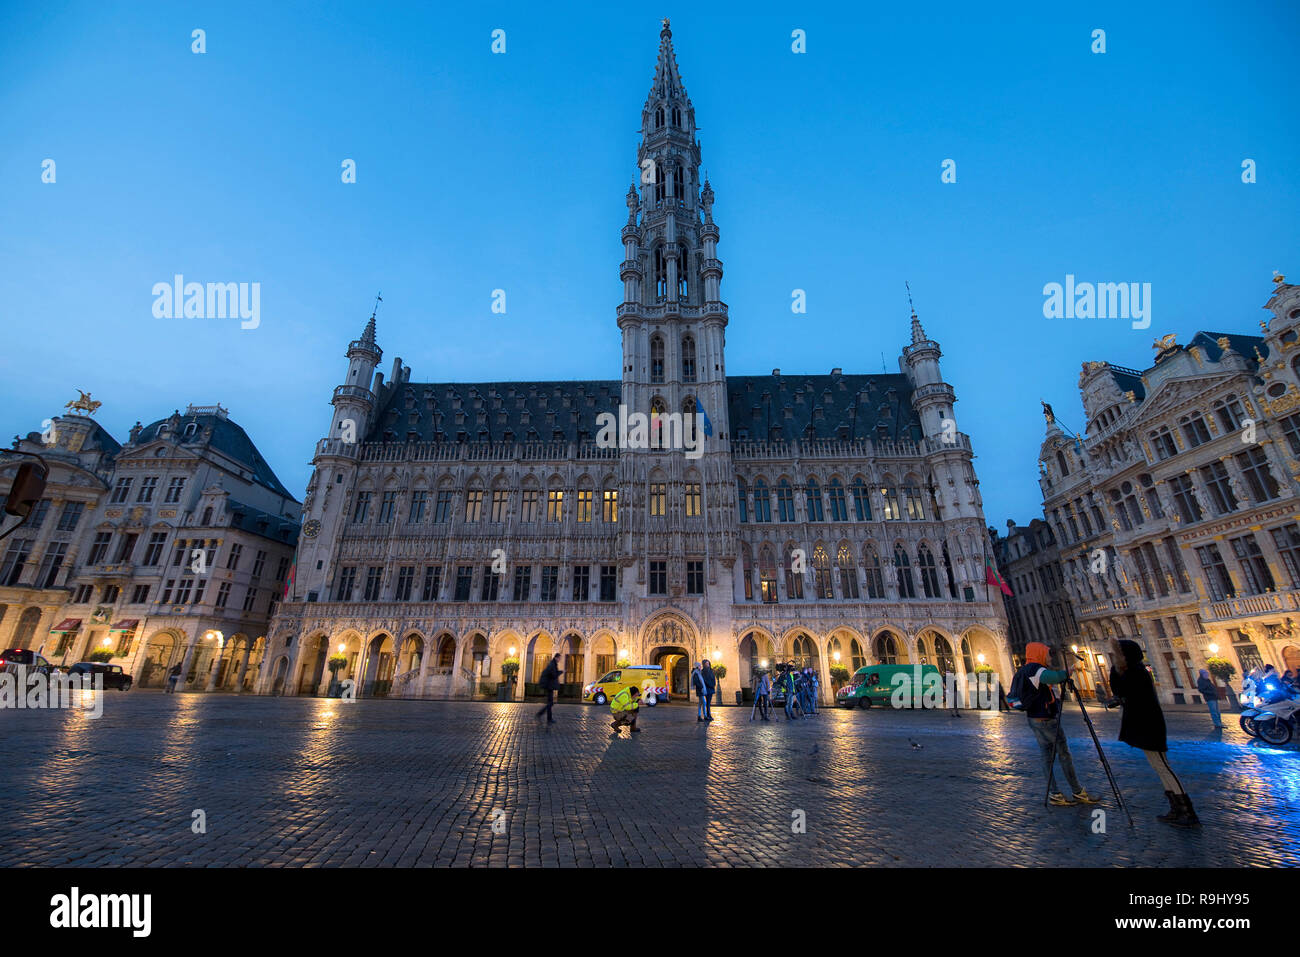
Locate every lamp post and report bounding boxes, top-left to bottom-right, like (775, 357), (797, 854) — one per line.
(203, 630), (225, 692)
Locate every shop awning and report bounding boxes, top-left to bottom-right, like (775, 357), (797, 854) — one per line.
(49, 618), (82, 633)
(109, 619), (139, 632)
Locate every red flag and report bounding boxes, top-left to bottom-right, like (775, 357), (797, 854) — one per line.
(985, 558), (1013, 596)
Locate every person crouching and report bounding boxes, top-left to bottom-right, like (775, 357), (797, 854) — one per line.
(610, 685), (642, 735)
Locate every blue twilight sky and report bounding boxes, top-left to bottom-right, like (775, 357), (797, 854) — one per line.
(1, 0), (1297, 526)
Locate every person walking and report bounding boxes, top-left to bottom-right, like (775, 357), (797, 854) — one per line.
(691, 663), (709, 722)
(701, 660), (716, 720)
(1109, 638), (1198, 827)
(166, 662), (182, 693)
(1196, 668), (1224, 730)
(536, 653), (562, 723)
(1010, 642), (1100, 807)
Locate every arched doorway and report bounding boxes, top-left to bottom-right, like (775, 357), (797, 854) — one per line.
(270, 656), (289, 694)
(874, 630), (905, 665)
(1283, 645), (1300, 674)
(12, 607), (41, 650)
(644, 615), (695, 698)
(297, 635), (329, 695)
(362, 634), (395, 697)
(739, 631), (775, 692)
(140, 631), (179, 688)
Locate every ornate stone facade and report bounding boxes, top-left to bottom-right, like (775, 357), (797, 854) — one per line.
(262, 24), (1011, 704)
(0, 405), (300, 690)
(1038, 277), (1300, 704)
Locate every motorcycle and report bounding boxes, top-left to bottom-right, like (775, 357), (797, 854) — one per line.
(1253, 695), (1300, 746)
(1242, 681), (1299, 740)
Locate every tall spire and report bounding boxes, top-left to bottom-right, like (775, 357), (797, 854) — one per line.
(906, 281), (927, 344)
(361, 292), (381, 345)
(648, 18), (687, 103)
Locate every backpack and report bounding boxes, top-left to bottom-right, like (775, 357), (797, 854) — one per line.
(1006, 666), (1030, 711)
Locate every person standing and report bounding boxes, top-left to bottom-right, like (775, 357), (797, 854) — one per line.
(808, 668), (820, 715)
(754, 670), (772, 720)
(691, 663), (708, 722)
(1196, 668), (1224, 730)
(781, 668), (798, 720)
(536, 653), (562, 723)
(701, 660), (716, 720)
(1110, 639), (1198, 827)
(166, 662), (182, 693)
(1010, 642), (1100, 807)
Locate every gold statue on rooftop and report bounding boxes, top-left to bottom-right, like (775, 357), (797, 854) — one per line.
(64, 390), (102, 415)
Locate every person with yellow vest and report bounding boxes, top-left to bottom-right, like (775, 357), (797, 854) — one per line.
(609, 684), (642, 735)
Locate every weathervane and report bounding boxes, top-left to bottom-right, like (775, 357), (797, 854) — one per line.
(905, 280), (916, 317)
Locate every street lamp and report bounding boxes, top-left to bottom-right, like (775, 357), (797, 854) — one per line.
(508, 646), (517, 656)
(1208, 643), (1219, 654)
(337, 642), (346, 652)
(976, 653), (986, 664)
(832, 650), (841, 662)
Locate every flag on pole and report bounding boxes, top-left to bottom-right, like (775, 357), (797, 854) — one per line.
(696, 400), (714, 437)
(985, 557), (1013, 597)
(283, 551), (297, 600)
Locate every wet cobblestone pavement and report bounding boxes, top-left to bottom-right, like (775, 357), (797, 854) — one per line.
(2, 693), (1297, 867)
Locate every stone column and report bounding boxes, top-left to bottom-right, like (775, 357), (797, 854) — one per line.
(178, 633), (199, 691)
(235, 641), (253, 693)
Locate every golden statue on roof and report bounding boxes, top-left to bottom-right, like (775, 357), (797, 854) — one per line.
(64, 390), (102, 416)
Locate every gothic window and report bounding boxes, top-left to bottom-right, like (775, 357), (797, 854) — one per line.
(777, 480), (796, 522)
(654, 247), (667, 298)
(741, 543), (754, 600)
(918, 545), (941, 599)
(753, 480), (772, 522)
(759, 544), (779, 603)
(673, 164), (686, 206)
(933, 634), (955, 675)
(863, 546), (885, 599)
(837, 543), (858, 599)
(791, 633), (815, 670)
(785, 544), (804, 599)
(941, 543), (958, 598)
(874, 632), (899, 665)
(805, 478), (824, 522)
(827, 479), (847, 521)
(880, 485), (902, 521)
(654, 106), (664, 129)
(851, 478), (871, 521)
(650, 335), (665, 383)
(894, 544), (917, 598)
(812, 544), (833, 599)
(671, 105), (682, 127)
(682, 336), (696, 382)
(736, 479), (748, 523)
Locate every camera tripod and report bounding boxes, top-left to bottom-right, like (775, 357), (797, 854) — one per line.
(1043, 644), (1134, 827)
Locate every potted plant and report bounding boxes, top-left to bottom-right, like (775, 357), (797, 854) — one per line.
(326, 654), (348, 697)
(711, 663), (727, 705)
(829, 664), (851, 690)
(88, 649), (115, 663)
(499, 657), (520, 701)
(1205, 656), (1238, 708)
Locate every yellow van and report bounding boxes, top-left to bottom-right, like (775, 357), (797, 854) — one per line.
(583, 665), (669, 706)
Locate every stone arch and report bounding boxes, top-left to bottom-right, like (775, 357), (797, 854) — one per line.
(138, 628), (183, 688)
(360, 632), (396, 697)
(525, 631), (555, 685)
(294, 632), (330, 695)
(870, 627), (910, 665)
(738, 628), (776, 689)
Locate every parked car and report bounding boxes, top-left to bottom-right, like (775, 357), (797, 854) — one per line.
(68, 661), (133, 690)
(0, 648), (53, 677)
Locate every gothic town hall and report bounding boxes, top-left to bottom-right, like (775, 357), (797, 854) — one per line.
(263, 23), (1010, 703)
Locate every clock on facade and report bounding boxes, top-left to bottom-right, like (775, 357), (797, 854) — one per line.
(302, 519), (321, 538)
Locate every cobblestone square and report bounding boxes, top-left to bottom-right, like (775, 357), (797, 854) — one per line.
(1, 693), (1296, 867)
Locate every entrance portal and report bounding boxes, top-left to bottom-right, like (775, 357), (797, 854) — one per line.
(650, 645), (692, 698)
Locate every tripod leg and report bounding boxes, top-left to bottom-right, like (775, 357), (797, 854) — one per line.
(1073, 688), (1134, 827)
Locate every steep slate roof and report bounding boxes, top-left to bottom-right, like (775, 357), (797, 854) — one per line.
(226, 498), (300, 543)
(368, 373), (921, 445)
(134, 412), (296, 500)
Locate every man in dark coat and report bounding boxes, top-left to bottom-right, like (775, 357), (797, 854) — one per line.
(1196, 668), (1223, 730)
(536, 653), (562, 724)
(700, 660), (716, 720)
(1109, 639), (1198, 826)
